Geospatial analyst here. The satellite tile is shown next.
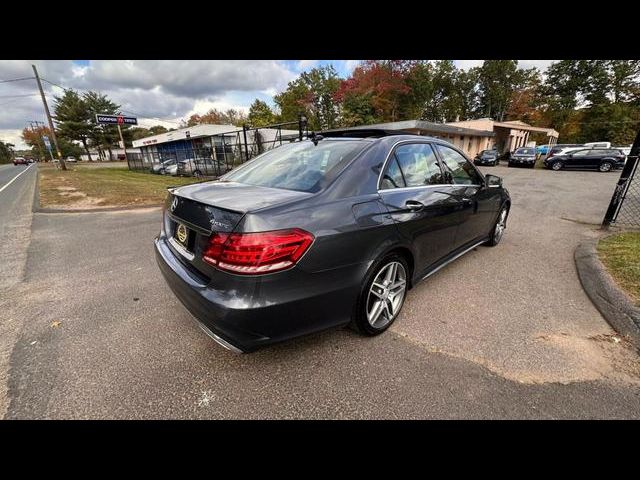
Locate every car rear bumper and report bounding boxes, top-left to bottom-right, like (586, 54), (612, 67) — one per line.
(155, 234), (361, 352)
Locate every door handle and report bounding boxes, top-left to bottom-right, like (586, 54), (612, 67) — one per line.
(405, 200), (424, 211)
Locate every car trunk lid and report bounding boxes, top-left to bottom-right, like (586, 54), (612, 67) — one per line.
(164, 181), (313, 279)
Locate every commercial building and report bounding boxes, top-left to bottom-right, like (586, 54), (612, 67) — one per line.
(349, 120), (496, 158)
(446, 118), (559, 155)
(347, 118), (559, 158)
(131, 123), (299, 166)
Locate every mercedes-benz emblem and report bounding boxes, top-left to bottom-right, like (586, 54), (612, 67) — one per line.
(171, 196), (178, 212)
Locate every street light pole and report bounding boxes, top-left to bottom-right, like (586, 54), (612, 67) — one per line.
(32, 64), (66, 170)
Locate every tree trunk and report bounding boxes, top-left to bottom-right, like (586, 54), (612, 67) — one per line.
(81, 138), (92, 161)
(107, 147), (113, 162)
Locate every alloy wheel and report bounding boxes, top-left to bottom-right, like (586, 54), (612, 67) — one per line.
(599, 162), (612, 172)
(494, 208), (508, 243)
(552, 162), (562, 171)
(366, 261), (407, 329)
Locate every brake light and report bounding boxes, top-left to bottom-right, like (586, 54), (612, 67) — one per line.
(202, 229), (314, 275)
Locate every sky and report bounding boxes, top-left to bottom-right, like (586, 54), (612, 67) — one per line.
(0, 60), (556, 150)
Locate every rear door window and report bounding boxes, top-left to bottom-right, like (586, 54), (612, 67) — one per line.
(435, 145), (482, 185)
(380, 143), (444, 189)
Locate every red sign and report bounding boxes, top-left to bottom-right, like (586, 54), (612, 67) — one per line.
(117, 116), (124, 125)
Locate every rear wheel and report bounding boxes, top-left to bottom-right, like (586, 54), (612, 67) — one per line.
(193, 169), (202, 178)
(599, 161), (613, 172)
(352, 254), (409, 335)
(551, 161), (563, 171)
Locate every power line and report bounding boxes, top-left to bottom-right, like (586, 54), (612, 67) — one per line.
(0, 76), (35, 84)
(0, 93), (41, 99)
(40, 77), (184, 126)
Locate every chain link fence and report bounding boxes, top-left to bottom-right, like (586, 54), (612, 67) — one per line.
(129, 121), (305, 178)
(603, 129), (640, 228)
(608, 157), (640, 227)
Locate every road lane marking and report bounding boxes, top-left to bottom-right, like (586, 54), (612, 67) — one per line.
(0, 164), (34, 194)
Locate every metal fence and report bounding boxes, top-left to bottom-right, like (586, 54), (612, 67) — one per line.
(603, 130), (640, 228)
(129, 119), (307, 177)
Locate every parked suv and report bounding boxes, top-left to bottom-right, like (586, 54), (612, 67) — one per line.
(544, 148), (626, 172)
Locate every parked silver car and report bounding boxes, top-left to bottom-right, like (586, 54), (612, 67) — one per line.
(151, 159), (176, 175)
(176, 158), (227, 177)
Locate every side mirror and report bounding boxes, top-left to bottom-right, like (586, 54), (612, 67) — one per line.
(485, 174), (502, 188)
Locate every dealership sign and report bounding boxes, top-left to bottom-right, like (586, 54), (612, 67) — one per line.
(95, 114), (138, 125)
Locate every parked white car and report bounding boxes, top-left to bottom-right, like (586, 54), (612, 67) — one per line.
(584, 141), (611, 149)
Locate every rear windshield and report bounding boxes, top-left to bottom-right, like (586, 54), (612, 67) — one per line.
(221, 140), (367, 193)
(515, 148), (535, 155)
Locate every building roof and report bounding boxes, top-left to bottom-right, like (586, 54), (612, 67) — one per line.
(132, 124), (239, 148)
(348, 120), (495, 137)
(492, 120), (559, 137)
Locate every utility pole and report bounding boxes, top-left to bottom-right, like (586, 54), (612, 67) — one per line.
(32, 64), (66, 170)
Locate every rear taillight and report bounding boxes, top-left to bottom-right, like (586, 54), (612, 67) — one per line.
(202, 228), (314, 275)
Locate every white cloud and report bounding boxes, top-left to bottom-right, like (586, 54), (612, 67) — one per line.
(297, 60), (319, 70)
(455, 60), (484, 71)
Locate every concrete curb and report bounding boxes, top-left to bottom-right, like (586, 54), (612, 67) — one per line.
(36, 204), (163, 214)
(31, 166), (40, 213)
(575, 235), (640, 349)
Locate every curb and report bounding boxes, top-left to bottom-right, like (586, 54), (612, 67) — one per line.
(36, 204), (163, 214)
(575, 236), (640, 349)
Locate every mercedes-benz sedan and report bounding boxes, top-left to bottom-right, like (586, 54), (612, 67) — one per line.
(155, 130), (511, 352)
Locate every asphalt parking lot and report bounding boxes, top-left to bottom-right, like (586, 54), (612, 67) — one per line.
(2, 163), (640, 419)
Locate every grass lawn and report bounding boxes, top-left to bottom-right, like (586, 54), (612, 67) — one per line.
(597, 232), (640, 305)
(38, 163), (202, 209)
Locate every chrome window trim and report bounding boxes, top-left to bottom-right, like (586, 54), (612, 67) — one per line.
(377, 183), (481, 194)
(376, 139), (486, 192)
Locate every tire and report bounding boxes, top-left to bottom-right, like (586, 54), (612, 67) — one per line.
(193, 170), (202, 178)
(551, 161), (563, 171)
(351, 253), (409, 336)
(599, 161), (613, 172)
(485, 206), (509, 247)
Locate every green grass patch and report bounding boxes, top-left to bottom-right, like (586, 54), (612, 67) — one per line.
(39, 163), (201, 209)
(597, 232), (640, 305)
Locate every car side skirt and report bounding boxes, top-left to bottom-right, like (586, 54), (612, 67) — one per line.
(414, 237), (489, 286)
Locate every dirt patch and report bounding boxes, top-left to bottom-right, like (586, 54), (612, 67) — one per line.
(531, 333), (640, 385)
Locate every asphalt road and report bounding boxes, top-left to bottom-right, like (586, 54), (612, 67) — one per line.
(2, 163), (640, 419)
(0, 162), (37, 417)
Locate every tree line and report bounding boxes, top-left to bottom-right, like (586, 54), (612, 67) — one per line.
(248, 60), (640, 145)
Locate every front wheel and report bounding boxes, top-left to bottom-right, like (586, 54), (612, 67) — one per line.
(551, 161), (563, 171)
(599, 161), (613, 172)
(193, 169), (202, 178)
(486, 206), (508, 246)
(352, 254), (409, 336)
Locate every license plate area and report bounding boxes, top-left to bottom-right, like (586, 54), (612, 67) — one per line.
(174, 222), (195, 252)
